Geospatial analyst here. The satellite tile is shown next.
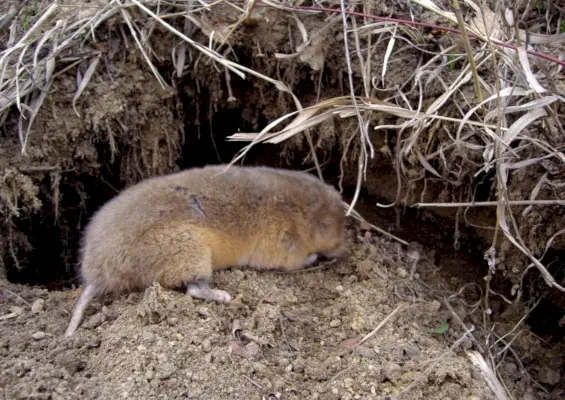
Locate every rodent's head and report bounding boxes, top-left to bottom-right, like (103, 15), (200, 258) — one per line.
(308, 185), (347, 261)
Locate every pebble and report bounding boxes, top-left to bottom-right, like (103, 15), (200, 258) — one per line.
(56, 354), (84, 375)
(293, 358), (305, 373)
(383, 362), (402, 381)
(10, 306), (25, 316)
(335, 285), (344, 293)
(142, 331), (156, 343)
(201, 338), (211, 352)
(14, 296), (26, 306)
(277, 357), (290, 367)
(538, 366), (561, 385)
(86, 340), (101, 349)
(329, 319), (341, 328)
(31, 299), (45, 313)
(32, 331), (46, 340)
(156, 362), (175, 380)
(353, 347), (376, 359)
(83, 313), (105, 329)
(402, 345), (422, 360)
(396, 267), (408, 278)
(427, 300), (441, 312)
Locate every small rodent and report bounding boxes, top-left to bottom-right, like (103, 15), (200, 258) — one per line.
(65, 164), (346, 336)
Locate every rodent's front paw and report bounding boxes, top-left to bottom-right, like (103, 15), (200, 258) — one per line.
(209, 289), (232, 304)
(186, 283), (232, 304)
(304, 253), (318, 266)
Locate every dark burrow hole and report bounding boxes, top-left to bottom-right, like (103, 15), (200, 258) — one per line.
(524, 248), (565, 343)
(3, 54), (565, 345)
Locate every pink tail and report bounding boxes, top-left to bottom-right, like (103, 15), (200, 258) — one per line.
(64, 284), (94, 337)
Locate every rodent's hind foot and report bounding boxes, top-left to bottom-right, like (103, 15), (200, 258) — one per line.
(186, 280), (232, 304)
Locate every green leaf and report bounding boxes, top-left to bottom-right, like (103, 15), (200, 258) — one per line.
(427, 321), (449, 334)
(448, 55), (456, 71)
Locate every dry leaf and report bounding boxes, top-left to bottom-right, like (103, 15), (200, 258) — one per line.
(339, 338), (359, 349)
(228, 341), (260, 359)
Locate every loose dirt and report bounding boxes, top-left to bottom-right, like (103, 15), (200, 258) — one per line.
(1, 229), (553, 400)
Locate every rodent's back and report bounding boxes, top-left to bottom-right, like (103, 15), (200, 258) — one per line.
(79, 165), (346, 294)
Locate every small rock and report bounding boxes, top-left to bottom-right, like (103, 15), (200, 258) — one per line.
(201, 338), (211, 352)
(83, 313), (106, 329)
(157, 353), (168, 363)
(293, 358), (305, 373)
(329, 319), (341, 328)
(9, 306), (25, 316)
(31, 299), (45, 313)
(538, 366), (561, 385)
(156, 362), (175, 380)
(86, 340), (101, 349)
(335, 285), (344, 293)
(353, 347), (377, 359)
(396, 267), (408, 278)
(277, 357), (290, 367)
(281, 310), (297, 322)
(142, 331), (156, 343)
(427, 300), (442, 312)
(56, 354), (85, 375)
(14, 296), (26, 306)
(383, 362), (402, 381)
(402, 345), (422, 360)
(32, 331), (46, 340)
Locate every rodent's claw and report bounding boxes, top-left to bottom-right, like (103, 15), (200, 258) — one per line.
(210, 289), (232, 304)
(186, 282), (232, 304)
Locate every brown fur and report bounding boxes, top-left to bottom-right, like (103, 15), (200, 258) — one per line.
(65, 164), (346, 336)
